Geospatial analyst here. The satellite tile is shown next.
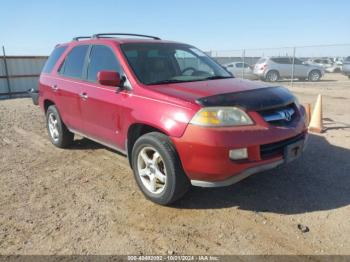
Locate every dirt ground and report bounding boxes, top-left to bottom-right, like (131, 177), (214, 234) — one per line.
(0, 73), (350, 255)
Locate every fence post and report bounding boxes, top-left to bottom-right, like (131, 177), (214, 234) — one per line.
(2, 46), (11, 97)
(291, 46), (296, 87)
(242, 49), (245, 79)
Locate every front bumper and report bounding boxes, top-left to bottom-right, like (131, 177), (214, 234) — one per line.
(191, 159), (284, 187)
(172, 112), (307, 187)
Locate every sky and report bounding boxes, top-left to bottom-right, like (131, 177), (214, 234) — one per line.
(1, 0), (349, 55)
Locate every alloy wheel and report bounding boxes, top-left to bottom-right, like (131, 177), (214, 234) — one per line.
(267, 71), (278, 82)
(48, 113), (59, 142)
(137, 146), (167, 194)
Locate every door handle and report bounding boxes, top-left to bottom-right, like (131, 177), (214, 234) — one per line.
(51, 84), (59, 91)
(79, 92), (88, 100)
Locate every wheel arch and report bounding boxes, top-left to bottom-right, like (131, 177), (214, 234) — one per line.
(44, 99), (55, 113)
(266, 69), (280, 76)
(126, 123), (169, 166)
(309, 68), (321, 74)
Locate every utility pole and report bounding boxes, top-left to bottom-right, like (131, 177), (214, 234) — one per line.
(2, 46), (11, 97)
(291, 46), (296, 88)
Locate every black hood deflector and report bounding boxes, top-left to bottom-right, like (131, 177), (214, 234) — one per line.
(196, 86), (295, 111)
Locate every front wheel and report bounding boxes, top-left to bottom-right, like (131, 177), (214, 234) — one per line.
(131, 132), (190, 205)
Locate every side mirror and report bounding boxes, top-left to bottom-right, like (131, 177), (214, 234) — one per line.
(97, 71), (121, 87)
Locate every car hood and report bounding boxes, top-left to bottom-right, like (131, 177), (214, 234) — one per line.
(148, 78), (271, 102)
(148, 78), (296, 111)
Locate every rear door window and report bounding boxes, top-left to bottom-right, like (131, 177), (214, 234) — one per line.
(59, 45), (89, 79)
(87, 45), (122, 82)
(42, 46), (67, 73)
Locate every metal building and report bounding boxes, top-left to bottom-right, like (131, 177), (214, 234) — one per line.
(0, 55), (47, 98)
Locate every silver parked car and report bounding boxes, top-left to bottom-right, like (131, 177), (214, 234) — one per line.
(341, 56), (350, 79)
(223, 62), (258, 80)
(254, 57), (325, 82)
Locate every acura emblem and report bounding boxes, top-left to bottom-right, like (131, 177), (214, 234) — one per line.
(283, 110), (292, 121)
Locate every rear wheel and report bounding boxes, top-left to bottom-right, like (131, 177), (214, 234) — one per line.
(46, 105), (74, 148)
(265, 70), (279, 82)
(308, 70), (321, 81)
(131, 132), (190, 205)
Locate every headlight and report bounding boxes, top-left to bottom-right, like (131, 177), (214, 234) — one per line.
(190, 107), (253, 127)
(294, 97), (301, 108)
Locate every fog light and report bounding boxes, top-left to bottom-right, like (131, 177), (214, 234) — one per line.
(229, 148), (248, 160)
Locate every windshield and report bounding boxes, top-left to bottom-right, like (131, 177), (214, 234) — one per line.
(120, 43), (232, 85)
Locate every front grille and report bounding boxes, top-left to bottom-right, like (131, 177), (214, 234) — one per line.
(260, 132), (305, 159)
(259, 103), (298, 126)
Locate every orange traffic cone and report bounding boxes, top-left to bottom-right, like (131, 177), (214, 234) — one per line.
(304, 103), (311, 126)
(308, 94), (323, 133)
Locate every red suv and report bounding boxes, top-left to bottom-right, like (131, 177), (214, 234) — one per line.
(35, 33), (308, 205)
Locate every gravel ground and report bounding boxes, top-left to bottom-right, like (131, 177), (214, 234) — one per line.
(0, 73), (349, 255)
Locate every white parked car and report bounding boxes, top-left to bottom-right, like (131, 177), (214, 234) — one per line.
(332, 57), (344, 66)
(306, 58), (341, 73)
(341, 56), (350, 78)
(224, 62), (258, 80)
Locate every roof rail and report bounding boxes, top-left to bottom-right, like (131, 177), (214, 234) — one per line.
(72, 36), (91, 41)
(92, 33), (161, 40)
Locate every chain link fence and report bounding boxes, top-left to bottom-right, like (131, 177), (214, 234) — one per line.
(208, 44), (350, 87)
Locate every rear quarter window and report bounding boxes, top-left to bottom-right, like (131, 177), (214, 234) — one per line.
(257, 58), (266, 64)
(271, 57), (291, 64)
(42, 46), (67, 73)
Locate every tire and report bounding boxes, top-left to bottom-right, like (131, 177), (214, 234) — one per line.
(308, 70), (321, 81)
(131, 132), (190, 205)
(265, 70), (279, 82)
(46, 105), (74, 148)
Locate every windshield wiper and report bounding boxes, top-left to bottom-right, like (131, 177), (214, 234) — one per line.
(147, 79), (186, 85)
(147, 76), (233, 85)
(203, 75), (234, 80)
